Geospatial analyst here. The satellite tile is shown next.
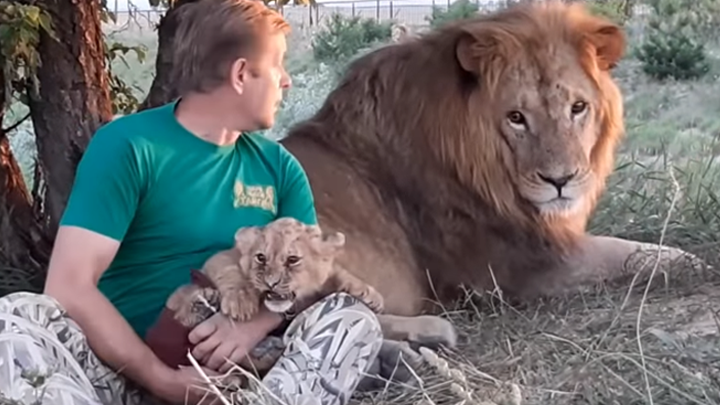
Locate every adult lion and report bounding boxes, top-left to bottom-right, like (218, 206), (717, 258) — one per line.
(280, 2), (701, 331)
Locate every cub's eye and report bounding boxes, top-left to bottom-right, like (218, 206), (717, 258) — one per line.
(286, 255), (301, 266)
(571, 101), (587, 116)
(254, 253), (267, 264)
(506, 111), (526, 126)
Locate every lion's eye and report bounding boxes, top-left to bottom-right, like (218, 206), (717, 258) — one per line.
(506, 111), (526, 126)
(254, 253), (267, 264)
(571, 101), (587, 116)
(286, 255), (301, 266)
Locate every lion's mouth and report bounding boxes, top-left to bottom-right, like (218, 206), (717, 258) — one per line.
(263, 291), (296, 313)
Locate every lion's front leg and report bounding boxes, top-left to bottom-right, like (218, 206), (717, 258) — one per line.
(376, 314), (458, 350)
(330, 270), (385, 313)
(237, 335), (285, 375)
(532, 234), (709, 297)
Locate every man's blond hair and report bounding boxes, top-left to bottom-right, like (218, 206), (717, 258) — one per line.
(170, 0), (291, 95)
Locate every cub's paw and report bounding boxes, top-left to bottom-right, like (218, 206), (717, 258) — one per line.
(220, 291), (257, 322)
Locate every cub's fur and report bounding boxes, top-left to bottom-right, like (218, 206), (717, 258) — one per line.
(164, 217), (384, 372)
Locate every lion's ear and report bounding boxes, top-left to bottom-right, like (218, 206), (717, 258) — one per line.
(578, 18), (626, 71)
(234, 226), (261, 250)
(455, 27), (517, 83)
(319, 231), (346, 256)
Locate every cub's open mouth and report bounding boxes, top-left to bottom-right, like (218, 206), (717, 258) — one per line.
(263, 291), (297, 313)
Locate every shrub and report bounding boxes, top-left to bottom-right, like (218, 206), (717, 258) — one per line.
(635, 0), (711, 81)
(311, 13), (392, 66)
(636, 30), (710, 81)
(426, 0), (478, 28)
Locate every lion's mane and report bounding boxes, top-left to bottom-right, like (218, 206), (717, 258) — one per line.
(280, 1), (626, 308)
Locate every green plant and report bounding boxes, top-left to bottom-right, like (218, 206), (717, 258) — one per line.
(635, 0), (711, 81)
(636, 30), (710, 81)
(311, 13), (392, 66)
(426, 0), (478, 28)
(585, 0), (631, 25)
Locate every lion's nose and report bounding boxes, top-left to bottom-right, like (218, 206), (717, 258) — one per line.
(537, 171), (577, 190)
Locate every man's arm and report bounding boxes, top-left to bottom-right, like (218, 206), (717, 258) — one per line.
(42, 126), (179, 399)
(44, 226), (175, 395)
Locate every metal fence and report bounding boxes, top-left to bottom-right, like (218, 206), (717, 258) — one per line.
(108, 0), (510, 32)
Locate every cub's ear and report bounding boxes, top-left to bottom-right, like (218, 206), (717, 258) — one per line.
(314, 231), (345, 257)
(322, 232), (346, 249)
(576, 15), (626, 70)
(234, 226), (261, 251)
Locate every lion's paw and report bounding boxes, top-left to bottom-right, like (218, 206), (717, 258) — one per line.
(246, 336), (285, 372)
(360, 286), (385, 313)
(356, 339), (425, 392)
(406, 315), (458, 351)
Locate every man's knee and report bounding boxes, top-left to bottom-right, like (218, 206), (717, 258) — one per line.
(294, 291), (383, 343)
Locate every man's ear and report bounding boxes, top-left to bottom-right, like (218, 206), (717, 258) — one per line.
(229, 57), (249, 94)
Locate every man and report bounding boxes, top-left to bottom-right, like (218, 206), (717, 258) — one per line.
(0, 1), (383, 404)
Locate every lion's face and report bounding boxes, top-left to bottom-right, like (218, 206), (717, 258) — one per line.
(496, 48), (602, 216)
(455, 2), (625, 218)
(234, 218), (345, 314)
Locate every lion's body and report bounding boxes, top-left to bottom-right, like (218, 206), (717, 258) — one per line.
(280, 1), (700, 321)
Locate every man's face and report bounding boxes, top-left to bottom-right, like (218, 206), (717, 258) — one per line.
(230, 32), (292, 131)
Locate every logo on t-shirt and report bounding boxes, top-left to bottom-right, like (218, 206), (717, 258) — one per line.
(233, 180), (276, 214)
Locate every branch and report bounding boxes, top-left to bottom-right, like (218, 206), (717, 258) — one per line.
(1, 112), (31, 135)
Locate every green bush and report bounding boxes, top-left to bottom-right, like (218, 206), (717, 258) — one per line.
(634, 0), (712, 81)
(636, 30), (710, 81)
(585, 0), (630, 25)
(426, 0), (478, 28)
(311, 13), (392, 66)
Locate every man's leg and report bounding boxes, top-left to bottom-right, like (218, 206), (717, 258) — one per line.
(0, 291), (152, 405)
(243, 292), (383, 405)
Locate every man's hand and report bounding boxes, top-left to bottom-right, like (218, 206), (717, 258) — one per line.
(189, 306), (284, 373)
(151, 363), (223, 405)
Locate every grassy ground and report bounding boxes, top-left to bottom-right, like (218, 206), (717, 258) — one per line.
(4, 11), (720, 405)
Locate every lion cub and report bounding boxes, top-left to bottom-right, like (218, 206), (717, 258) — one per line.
(169, 217), (384, 328)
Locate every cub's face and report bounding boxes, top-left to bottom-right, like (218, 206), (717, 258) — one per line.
(234, 217), (345, 314)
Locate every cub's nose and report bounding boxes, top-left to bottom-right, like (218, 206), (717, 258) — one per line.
(264, 274), (281, 289)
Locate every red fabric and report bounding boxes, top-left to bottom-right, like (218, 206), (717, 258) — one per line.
(144, 270), (216, 368)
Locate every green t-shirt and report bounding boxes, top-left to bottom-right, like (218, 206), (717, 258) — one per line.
(59, 100), (317, 339)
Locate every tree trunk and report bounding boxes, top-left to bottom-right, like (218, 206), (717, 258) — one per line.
(139, 0), (198, 111)
(0, 60), (52, 296)
(26, 0), (114, 236)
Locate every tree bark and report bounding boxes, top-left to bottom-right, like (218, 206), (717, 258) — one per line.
(0, 60), (52, 295)
(139, 0), (198, 111)
(26, 0), (114, 236)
